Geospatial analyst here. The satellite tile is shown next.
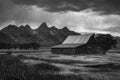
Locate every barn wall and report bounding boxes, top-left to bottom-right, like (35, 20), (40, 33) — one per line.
(76, 45), (88, 54)
(87, 45), (97, 54)
(52, 48), (76, 54)
(86, 44), (105, 54)
(75, 44), (105, 54)
(52, 45), (105, 55)
(96, 46), (106, 54)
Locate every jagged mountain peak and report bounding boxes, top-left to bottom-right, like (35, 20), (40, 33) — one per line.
(7, 24), (17, 27)
(19, 25), (25, 29)
(1, 24), (18, 33)
(42, 22), (47, 25)
(35, 22), (50, 34)
(4, 24), (17, 29)
(50, 26), (58, 30)
(50, 26), (56, 29)
(37, 22), (49, 30)
(19, 25), (32, 31)
(0, 24), (80, 46)
(25, 25), (31, 30)
(62, 26), (70, 31)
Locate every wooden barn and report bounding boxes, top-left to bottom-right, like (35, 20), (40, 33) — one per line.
(52, 34), (105, 55)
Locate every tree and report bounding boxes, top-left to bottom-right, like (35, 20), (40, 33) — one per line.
(95, 34), (117, 51)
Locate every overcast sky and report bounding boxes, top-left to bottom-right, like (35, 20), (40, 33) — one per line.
(0, 0), (120, 36)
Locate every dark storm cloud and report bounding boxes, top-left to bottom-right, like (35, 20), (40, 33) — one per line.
(0, 0), (15, 24)
(104, 27), (120, 32)
(0, 0), (120, 36)
(93, 0), (120, 14)
(12, 0), (82, 12)
(12, 0), (120, 14)
(0, 0), (34, 27)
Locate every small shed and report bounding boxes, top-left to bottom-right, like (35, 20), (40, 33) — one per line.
(52, 34), (105, 55)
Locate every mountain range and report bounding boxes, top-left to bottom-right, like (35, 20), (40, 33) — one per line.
(0, 22), (120, 48)
(0, 22), (79, 46)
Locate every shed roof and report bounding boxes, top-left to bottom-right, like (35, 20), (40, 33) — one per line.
(63, 34), (94, 44)
(52, 44), (85, 48)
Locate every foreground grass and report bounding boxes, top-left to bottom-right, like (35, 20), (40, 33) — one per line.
(33, 63), (60, 73)
(0, 54), (108, 80)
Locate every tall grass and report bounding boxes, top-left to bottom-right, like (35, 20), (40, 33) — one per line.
(0, 54), (106, 80)
(33, 63), (60, 73)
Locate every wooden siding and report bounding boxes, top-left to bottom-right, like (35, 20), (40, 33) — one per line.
(52, 48), (75, 55)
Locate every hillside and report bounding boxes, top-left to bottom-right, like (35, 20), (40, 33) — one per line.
(0, 32), (15, 43)
(1, 22), (79, 46)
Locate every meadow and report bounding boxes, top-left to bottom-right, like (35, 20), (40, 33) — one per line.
(0, 48), (120, 80)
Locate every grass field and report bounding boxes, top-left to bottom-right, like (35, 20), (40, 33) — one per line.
(1, 48), (120, 80)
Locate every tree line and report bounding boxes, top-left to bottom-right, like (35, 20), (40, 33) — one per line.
(95, 34), (117, 51)
(0, 34), (117, 51)
(0, 42), (41, 50)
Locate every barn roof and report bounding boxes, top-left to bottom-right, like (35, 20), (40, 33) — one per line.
(52, 44), (85, 48)
(63, 34), (94, 44)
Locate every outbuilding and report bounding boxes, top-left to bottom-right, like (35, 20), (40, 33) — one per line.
(52, 34), (105, 55)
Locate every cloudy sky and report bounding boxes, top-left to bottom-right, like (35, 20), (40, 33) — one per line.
(0, 0), (120, 36)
